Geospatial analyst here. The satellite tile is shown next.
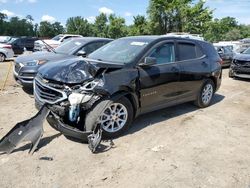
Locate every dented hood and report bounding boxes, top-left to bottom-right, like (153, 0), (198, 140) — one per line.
(234, 53), (250, 61)
(38, 57), (123, 84)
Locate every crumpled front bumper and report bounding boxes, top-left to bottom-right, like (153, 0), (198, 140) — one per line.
(47, 111), (92, 142)
(0, 105), (102, 155)
(230, 65), (250, 78)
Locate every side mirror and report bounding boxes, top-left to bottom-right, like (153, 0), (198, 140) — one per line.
(139, 57), (157, 66)
(77, 50), (87, 57)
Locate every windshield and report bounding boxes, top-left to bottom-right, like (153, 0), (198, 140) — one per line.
(7, 37), (18, 44)
(52, 35), (63, 41)
(54, 39), (84, 55)
(242, 47), (250, 54)
(88, 38), (149, 64)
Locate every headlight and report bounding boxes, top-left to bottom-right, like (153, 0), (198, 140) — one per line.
(232, 59), (237, 65)
(81, 79), (104, 90)
(23, 60), (47, 66)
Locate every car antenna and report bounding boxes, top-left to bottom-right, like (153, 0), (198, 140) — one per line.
(41, 39), (56, 53)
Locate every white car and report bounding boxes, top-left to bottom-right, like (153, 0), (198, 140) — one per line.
(0, 36), (11, 43)
(0, 43), (14, 62)
(34, 34), (82, 51)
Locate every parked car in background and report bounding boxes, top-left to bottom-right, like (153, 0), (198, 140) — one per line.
(229, 47), (250, 79)
(7, 37), (38, 54)
(34, 34), (82, 51)
(14, 37), (112, 87)
(0, 36), (11, 43)
(214, 45), (235, 67)
(34, 36), (222, 140)
(0, 43), (14, 62)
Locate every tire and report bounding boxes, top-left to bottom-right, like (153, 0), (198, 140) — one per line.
(194, 79), (215, 108)
(0, 53), (6, 62)
(85, 96), (134, 138)
(228, 69), (234, 78)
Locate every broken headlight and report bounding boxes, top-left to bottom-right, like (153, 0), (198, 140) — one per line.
(81, 79), (104, 91)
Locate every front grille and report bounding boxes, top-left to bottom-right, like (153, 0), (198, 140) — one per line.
(235, 60), (250, 67)
(34, 78), (67, 104)
(19, 72), (35, 77)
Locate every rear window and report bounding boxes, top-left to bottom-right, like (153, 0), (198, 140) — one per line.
(200, 41), (221, 61)
(178, 42), (203, 61)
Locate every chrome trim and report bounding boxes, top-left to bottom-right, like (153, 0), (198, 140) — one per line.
(34, 77), (68, 104)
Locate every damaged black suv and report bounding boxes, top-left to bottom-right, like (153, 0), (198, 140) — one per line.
(34, 36), (222, 140)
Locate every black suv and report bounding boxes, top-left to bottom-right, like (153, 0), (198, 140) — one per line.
(7, 37), (38, 54)
(34, 36), (222, 140)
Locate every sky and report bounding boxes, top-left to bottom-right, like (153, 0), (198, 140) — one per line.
(0, 0), (250, 26)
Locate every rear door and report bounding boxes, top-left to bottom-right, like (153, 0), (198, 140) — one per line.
(177, 40), (210, 99)
(138, 40), (182, 112)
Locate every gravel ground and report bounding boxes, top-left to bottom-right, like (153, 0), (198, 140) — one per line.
(0, 61), (250, 188)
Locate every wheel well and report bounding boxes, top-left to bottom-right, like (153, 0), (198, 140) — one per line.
(112, 92), (137, 118)
(0, 52), (6, 57)
(209, 76), (217, 89)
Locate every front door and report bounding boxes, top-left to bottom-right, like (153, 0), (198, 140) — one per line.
(138, 41), (181, 112)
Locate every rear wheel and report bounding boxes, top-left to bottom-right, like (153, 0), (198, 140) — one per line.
(0, 53), (6, 62)
(194, 79), (215, 108)
(85, 97), (134, 138)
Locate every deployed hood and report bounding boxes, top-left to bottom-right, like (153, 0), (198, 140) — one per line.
(38, 57), (123, 84)
(234, 53), (250, 61)
(16, 51), (74, 63)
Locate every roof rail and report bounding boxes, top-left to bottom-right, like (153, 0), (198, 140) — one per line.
(164, 32), (204, 41)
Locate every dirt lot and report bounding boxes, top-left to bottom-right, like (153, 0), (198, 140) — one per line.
(0, 61), (250, 188)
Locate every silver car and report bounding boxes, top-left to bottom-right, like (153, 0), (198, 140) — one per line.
(0, 43), (14, 62)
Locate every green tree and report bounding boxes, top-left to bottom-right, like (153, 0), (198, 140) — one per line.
(93, 13), (108, 37)
(39, 21), (64, 37)
(4, 17), (34, 36)
(66, 16), (93, 36)
(52, 22), (65, 35)
(0, 13), (7, 34)
(147, 0), (193, 34)
(182, 0), (213, 34)
(128, 15), (150, 35)
(204, 17), (239, 42)
(224, 28), (242, 41)
(108, 14), (127, 39)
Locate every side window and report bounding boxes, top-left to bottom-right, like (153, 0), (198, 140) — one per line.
(178, 42), (203, 61)
(82, 42), (106, 55)
(149, 43), (175, 64)
(61, 36), (72, 42)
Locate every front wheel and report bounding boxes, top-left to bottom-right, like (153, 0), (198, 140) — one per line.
(194, 79), (215, 108)
(0, 53), (6, 62)
(85, 97), (134, 138)
(228, 69), (234, 78)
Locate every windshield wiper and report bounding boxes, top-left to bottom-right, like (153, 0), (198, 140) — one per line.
(41, 40), (56, 54)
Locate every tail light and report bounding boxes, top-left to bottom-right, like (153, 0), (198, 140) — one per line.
(2, 45), (12, 49)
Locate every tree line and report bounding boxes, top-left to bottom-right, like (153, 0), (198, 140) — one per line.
(0, 0), (250, 42)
